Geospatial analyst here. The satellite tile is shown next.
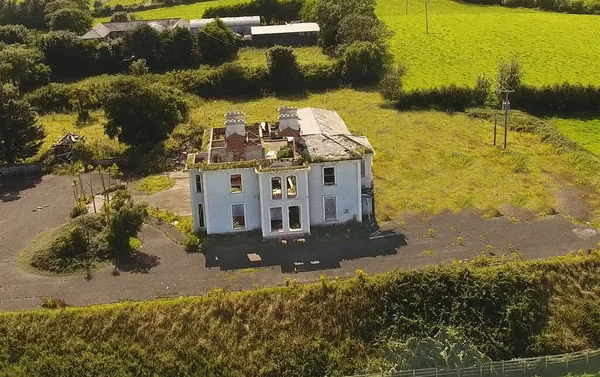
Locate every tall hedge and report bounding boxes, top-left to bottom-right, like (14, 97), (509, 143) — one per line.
(202, 0), (304, 23)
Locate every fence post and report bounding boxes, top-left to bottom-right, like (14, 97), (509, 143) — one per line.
(586, 351), (589, 364)
(545, 356), (548, 371)
(523, 360), (527, 373)
(413, 369), (416, 377)
(480, 364), (483, 376)
(502, 360), (505, 375)
(435, 368), (438, 377)
(566, 356), (569, 369)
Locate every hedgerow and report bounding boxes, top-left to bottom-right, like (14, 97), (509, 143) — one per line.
(1, 251), (600, 376)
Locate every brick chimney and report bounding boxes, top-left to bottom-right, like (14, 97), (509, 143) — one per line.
(225, 111), (246, 138)
(278, 106), (299, 133)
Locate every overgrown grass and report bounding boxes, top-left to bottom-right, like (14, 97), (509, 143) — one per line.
(237, 46), (331, 67)
(552, 116), (600, 157)
(32, 111), (125, 163)
(2, 251), (600, 376)
(376, 0), (600, 89)
(135, 174), (176, 194)
(185, 89), (600, 223)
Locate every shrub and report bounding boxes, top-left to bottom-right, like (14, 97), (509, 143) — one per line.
(267, 45), (303, 93)
(40, 297), (67, 309)
(0, 24), (31, 44)
(203, 0), (303, 23)
(184, 233), (200, 253)
(70, 198), (88, 218)
(135, 175), (176, 195)
(303, 61), (342, 90)
(379, 63), (407, 102)
(341, 41), (387, 86)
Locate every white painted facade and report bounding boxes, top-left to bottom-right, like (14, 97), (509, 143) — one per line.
(187, 107), (375, 238)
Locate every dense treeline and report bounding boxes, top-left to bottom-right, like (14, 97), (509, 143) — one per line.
(202, 0), (304, 23)
(1, 252), (599, 376)
(456, 0), (600, 14)
(0, 0), (92, 31)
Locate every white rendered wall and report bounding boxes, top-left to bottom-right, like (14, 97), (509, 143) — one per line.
(308, 160), (362, 226)
(189, 169), (205, 231)
(196, 168), (261, 234)
(257, 169), (311, 238)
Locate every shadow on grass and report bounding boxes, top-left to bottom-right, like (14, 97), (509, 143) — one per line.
(0, 173), (43, 202)
(203, 222), (407, 273)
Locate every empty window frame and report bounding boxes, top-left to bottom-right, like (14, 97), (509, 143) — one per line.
(360, 160), (366, 178)
(324, 196), (337, 221)
(270, 207), (283, 232)
(271, 177), (282, 200)
(231, 204), (245, 230)
(195, 174), (202, 192)
(197, 203), (205, 228)
(288, 205), (301, 230)
(230, 174), (242, 193)
(323, 167), (335, 186)
(286, 175), (297, 198)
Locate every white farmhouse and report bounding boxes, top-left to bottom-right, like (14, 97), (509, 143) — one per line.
(187, 107), (375, 238)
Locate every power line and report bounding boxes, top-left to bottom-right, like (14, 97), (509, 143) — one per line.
(197, 28), (240, 49)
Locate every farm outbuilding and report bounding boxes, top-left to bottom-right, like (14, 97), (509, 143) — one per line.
(249, 22), (320, 47)
(190, 16), (261, 35)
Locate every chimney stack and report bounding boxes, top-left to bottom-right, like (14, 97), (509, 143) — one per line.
(278, 106), (299, 132)
(225, 111), (246, 138)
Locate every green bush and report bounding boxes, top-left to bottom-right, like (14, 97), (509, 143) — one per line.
(197, 18), (237, 65)
(184, 232), (200, 253)
(202, 0), (303, 23)
(341, 41), (387, 86)
(266, 45), (303, 93)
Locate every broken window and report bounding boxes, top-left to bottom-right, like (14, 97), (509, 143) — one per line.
(270, 207), (283, 232)
(323, 167), (335, 186)
(230, 174), (242, 193)
(286, 176), (297, 198)
(361, 160), (365, 178)
(288, 206), (301, 230)
(198, 203), (205, 228)
(195, 174), (202, 192)
(231, 204), (245, 230)
(271, 177), (282, 200)
(324, 196), (337, 221)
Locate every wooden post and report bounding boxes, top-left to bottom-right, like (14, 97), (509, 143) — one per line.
(545, 356), (548, 371)
(480, 364), (483, 376)
(435, 368), (439, 377)
(494, 116), (497, 146)
(502, 361), (505, 375)
(425, 0), (429, 34)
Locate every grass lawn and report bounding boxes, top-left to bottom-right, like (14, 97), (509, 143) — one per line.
(135, 174), (176, 194)
(552, 116), (600, 156)
(102, 0), (146, 7)
(33, 111), (124, 163)
(95, 0), (247, 22)
(376, 0), (600, 89)
(236, 47), (331, 67)
(185, 89), (600, 223)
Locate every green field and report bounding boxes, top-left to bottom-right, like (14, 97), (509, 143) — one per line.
(237, 47), (331, 67)
(377, 0), (600, 89)
(101, 0), (146, 8)
(552, 116), (600, 156)
(96, 0), (247, 21)
(33, 89), (600, 222)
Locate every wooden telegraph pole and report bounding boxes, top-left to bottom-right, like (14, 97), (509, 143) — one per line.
(497, 86), (515, 150)
(425, 0), (429, 34)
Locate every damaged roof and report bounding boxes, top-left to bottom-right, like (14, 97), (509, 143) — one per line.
(297, 107), (374, 161)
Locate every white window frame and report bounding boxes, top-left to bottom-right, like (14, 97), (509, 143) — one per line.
(288, 204), (302, 231)
(271, 176), (283, 200)
(231, 203), (246, 230)
(269, 206), (284, 233)
(323, 166), (336, 186)
(197, 203), (205, 228)
(286, 175), (297, 199)
(230, 173), (243, 193)
(195, 174), (202, 193)
(323, 195), (338, 222)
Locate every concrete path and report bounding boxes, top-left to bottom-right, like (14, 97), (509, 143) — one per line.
(1, 174), (600, 311)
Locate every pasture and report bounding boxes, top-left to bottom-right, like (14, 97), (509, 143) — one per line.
(377, 0), (600, 89)
(41, 89), (600, 223)
(552, 116), (600, 156)
(96, 0), (248, 21)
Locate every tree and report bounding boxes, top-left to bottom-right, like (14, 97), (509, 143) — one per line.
(474, 72), (493, 106)
(69, 86), (97, 123)
(341, 41), (387, 85)
(105, 189), (147, 264)
(95, 37), (126, 74)
(496, 56), (522, 92)
(267, 45), (303, 93)
(110, 11), (133, 22)
(0, 84), (45, 163)
(39, 30), (95, 77)
(123, 24), (162, 69)
(337, 12), (391, 50)
(197, 18), (237, 65)
(0, 44), (51, 90)
(379, 63), (407, 102)
(103, 77), (189, 146)
(0, 24), (31, 44)
(128, 58), (149, 75)
(165, 27), (200, 69)
(45, 7), (93, 34)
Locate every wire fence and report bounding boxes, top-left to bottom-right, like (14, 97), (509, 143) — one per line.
(350, 349), (600, 377)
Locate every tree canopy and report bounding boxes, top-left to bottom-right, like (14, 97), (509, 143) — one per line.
(197, 18), (237, 65)
(103, 77), (189, 146)
(0, 44), (50, 90)
(0, 84), (45, 163)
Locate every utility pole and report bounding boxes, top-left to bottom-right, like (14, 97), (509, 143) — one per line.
(497, 85), (515, 150)
(493, 115), (497, 146)
(425, 0), (429, 34)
